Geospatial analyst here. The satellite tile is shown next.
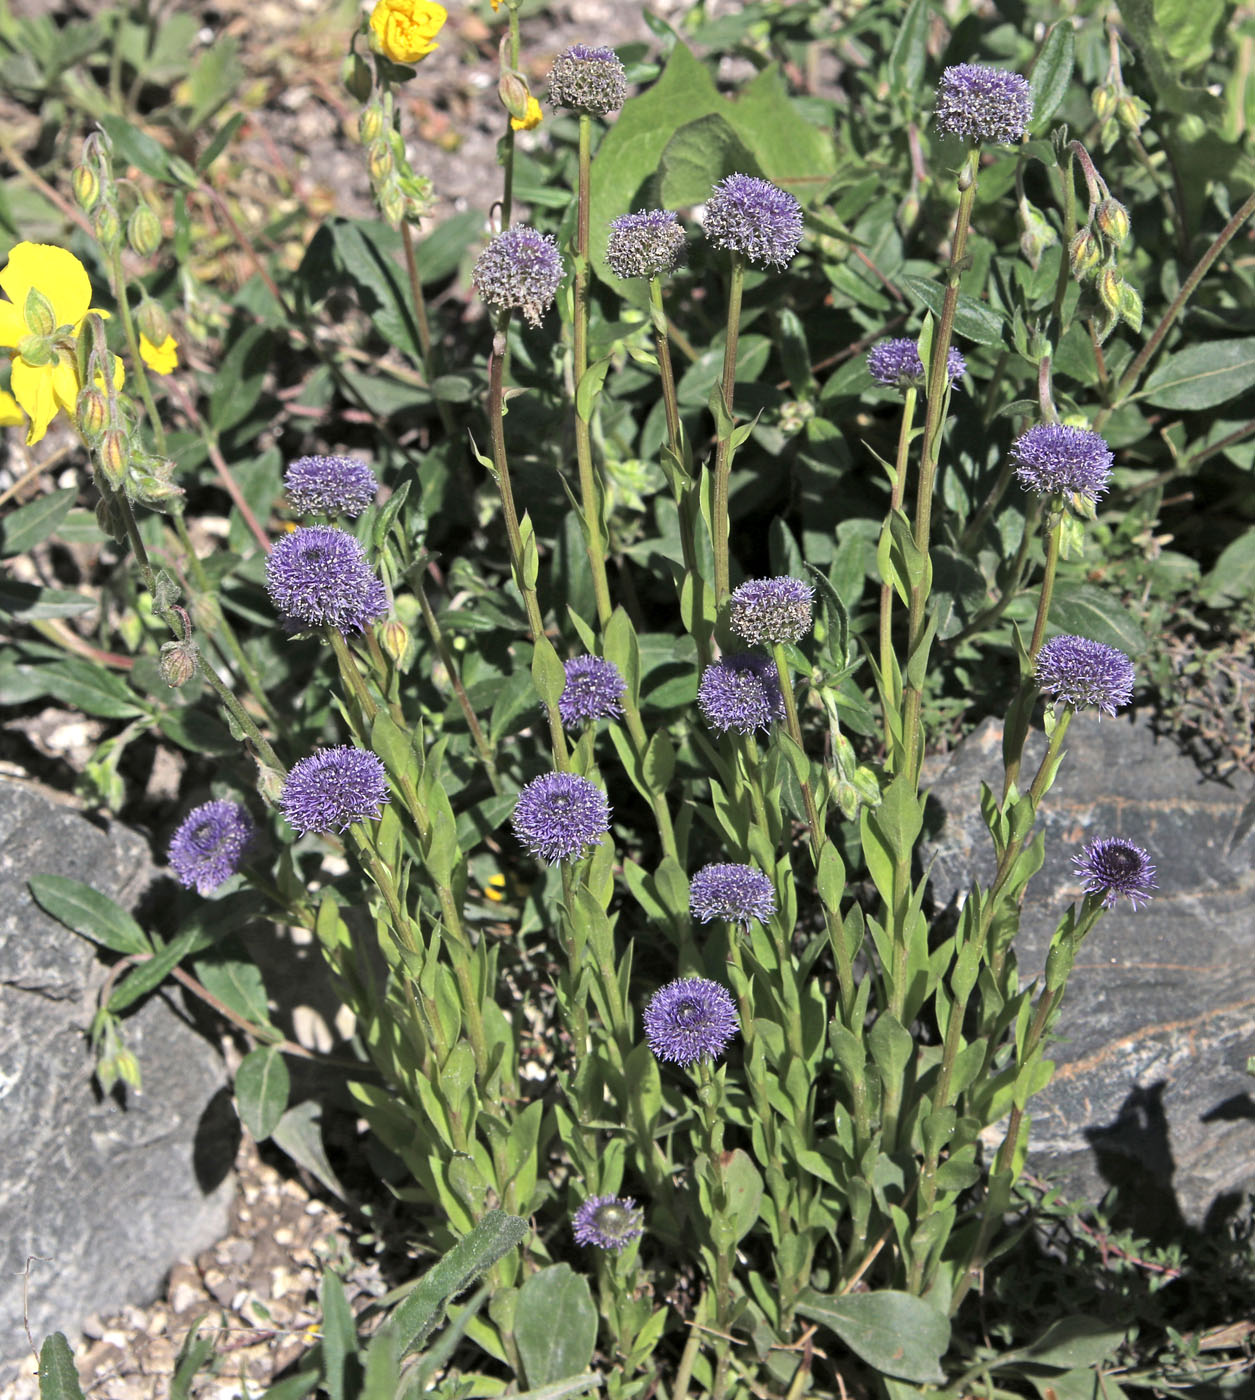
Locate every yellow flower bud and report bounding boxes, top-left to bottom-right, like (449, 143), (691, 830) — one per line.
(1068, 227), (1101, 280)
(75, 386), (109, 440)
(1097, 264), (1123, 316)
(72, 164), (101, 213)
(368, 138), (394, 183)
(369, 0), (447, 66)
(93, 201), (122, 249)
(1091, 86), (1117, 122)
(1095, 197), (1130, 246)
(127, 204), (162, 258)
(378, 619), (410, 666)
(1117, 94), (1148, 132)
(359, 104), (386, 146)
(510, 95), (543, 132)
(98, 429), (129, 487)
(136, 299), (171, 347)
(499, 68), (530, 121)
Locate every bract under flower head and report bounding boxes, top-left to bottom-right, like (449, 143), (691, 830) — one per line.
(572, 1194), (644, 1251)
(547, 44), (627, 115)
(511, 771), (610, 864)
(704, 174), (804, 269)
(167, 800), (254, 896)
(697, 654), (784, 735)
(689, 862), (776, 929)
(559, 655), (626, 727)
(867, 338), (966, 392)
(472, 225), (564, 328)
(284, 455), (379, 518)
(934, 63), (1033, 145)
(281, 747), (389, 834)
(606, 210), (686, 280)
(728, 576), (814, 646)
(369, 0), (446, 64)
(644, 977), (739, 1067)
(265, 525), (388, 634)
(1012, 422), (1113, 503)
(0, 242), (118, 444)
(1073, 836), (1157, 908)
(1035, 634), (1135, 716)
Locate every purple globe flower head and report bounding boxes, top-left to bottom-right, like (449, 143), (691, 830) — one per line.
(606, 209), (686, 281)
(559, 655), (627, 727)
(704, 174), (804, 270)
(689, 862), (776, 929)
(867, 339), (966, 392)
(281, 747), (389, 835)
(1073, 837), (1157, 909)
(697, 653), (785, 735)
(728, 576), (814, 646)
(934, 63), (1033, 145)
(1012, 423), (1113, 504)
(472, 225), (564, 328)
(284, 455), (378, 518)
(644, 977), (739, 1067)
(167, 799), (254, 896)
(265, 526), (388, 634)
(548, 44), (627, 115)
(1036, 635), (1135, 716)
(511, 771), (611, 864)
(572, 1194), (644, 1251)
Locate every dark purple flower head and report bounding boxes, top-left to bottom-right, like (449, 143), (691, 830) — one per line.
(704, 174), (804, 269)
(572, 1194), (644, 1251)
(728, 576), (814, 646)
(167, 800), (254, 896)
(472, 225), (564, 328)
(606, 209), (686, 280)
(1036, 635), (1135, 716)
(265, 526), (388, 634)
(867, 338), (966, 392)
(548, 44), (627, 115)
(934, 63), (1033, 145)
(1073, 837), (1157, 909)
(689, 863), (776, 929)
(284, 456), (378, 518)
(644, 977), (739, 1067)
(1012, 423), (1113, 503)
(281, 747), (389, 834)
(697, 653), (785, 735)
(559, 655), (627, 727)
(512, 771), (610, 864)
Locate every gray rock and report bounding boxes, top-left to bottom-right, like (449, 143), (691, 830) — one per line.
(0, 779), (233, 1374)
(926, 712), (1255, 1233)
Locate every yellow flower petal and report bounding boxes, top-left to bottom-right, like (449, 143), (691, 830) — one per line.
(511, 96), (543, 131)
(0, 301), (26, 348)
(10, 358), (58, 444)
(0, 389), (25, 427)
(51, 355), (82, 414)
(0, 243), (92, 331)
(140, 333), (179, 375)
(369, 0), (447, 64)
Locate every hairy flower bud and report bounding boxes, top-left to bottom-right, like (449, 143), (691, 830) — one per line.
(1097, 264), (1123, 317)
(72, 164), (101, 213)
(368, 139), (394, 183)
(98, 429), (128, 487)
(378, 618), (410, 666)
(136, 298), (171, 348)
(1019, 196), (1057, 270)
(1118, 279), (1143, 332)
(1091, 86), (1117, 122)
(75, 386), (109, 440)
(93, 201), (121, 249)
(1095, 197), (1130, 246)
(1117, 94), (1149, 132)
(127, 204), (162, 258)
(1069, 227), (1101, 280)
(499, 68), (531, 122)
(159, 639), (198, 688)
(358, 102), (386, 146)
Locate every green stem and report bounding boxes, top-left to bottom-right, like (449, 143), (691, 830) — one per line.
(878, 385), (918, 741)
(1027, 515), (1063, 662)
(712, 254), (745, 604)
(104, 244), (166, 456)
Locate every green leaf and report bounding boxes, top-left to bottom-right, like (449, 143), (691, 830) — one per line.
(796, 1288), (950, 1384)
(1201, 531), (1255, 605)
(235, 1045), (291, 1141)
(1, 486), (76, 556)
(658, 114), (757, 208)
(1029, 21), (1075, 131)
(512, 1379), (604, 1399)
(0, 581), (94, 621)
(1023, 1315), (1127, 1370)
(1152, 0), (1225, 71)
(515, 1265), (598, 1387)
(32, 659), (146, 719)
(1047, 582), (1148, 655)
(38, 1332), (86, 1400)
(98, 114), (170, 179)
(192, 945), (273, 1029)
(319, 1270), (362, 1400)
(722, 1147), (764, 1244)
(1138, 337), (1255, 410)
(899, 275), (1004, 346)
(170, 1321), (217, 1400)
(207, 323), (276, 433)
(29, 874), (151, 955)
(888, 0), (931, 101)
(271, 1100), (347, 1200)
(1120, 0), (1226, 115)
(107, 929), (202, 1013)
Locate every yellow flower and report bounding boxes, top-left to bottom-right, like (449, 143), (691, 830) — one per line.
(511, 96), (543, 131)
(369, 0), (447, 65)
(140, 333), (179, 375)
(0, 242), (118, 445)
(0, 389), (24, 427)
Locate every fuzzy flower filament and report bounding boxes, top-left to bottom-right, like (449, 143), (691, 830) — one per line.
(558, 655), (627, 727)
(697, 653), (785, 735)
(284, 455), (379, 518)
(511, 772), (611, 864)
(572, 1194), (644, 1251)
(281, 748), (390, 835)
(689, 863), (776, 929)
(704, 174), (804, 270)
(265, 526), (388, 634)
(547, 44), (627, 115)
(472, 225), (564, 328)
(605, 210), (686, 281)
(1073, 837), (1157, 909)
(167, 800), (254, 896)
(1035, 635), (1135, 716)
(643, 977), (739, 1067)
(934, 63), (1033, 145)
(1012, 423), (1113, 504)
(728, 576), (814, 646)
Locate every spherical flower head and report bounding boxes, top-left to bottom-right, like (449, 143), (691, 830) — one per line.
(167, 800), (254, 896)
(284, 455), (379, 518)
(1072, 837), (1157, 909)
(572, 1194), (644, 1251)
(689, 863), (776, 929)
(265, 526), (388, 634)
(934, 63), (1033, 145)
(644, 977), (739, 1067)
(697, 653), (784, 735)
(867, 340), (967, 393)
(369, 0), (446, 65)
(1012, 423), (1113, 503)
(472, 225), (564, 328)
(1036, 635), (1135, 716)
(547, 44), (627, 116)
(511, 772), (611, 864)
(281, 747), (389, 835)
(606, 210), (686, 281)
(704, 174), (803, 270)
(728, 576), (814, 646)
(559, 655), (627, 727)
